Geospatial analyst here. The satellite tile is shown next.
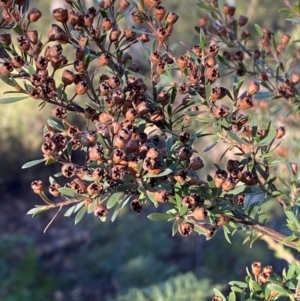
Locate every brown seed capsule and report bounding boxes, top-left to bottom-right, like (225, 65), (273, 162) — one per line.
(205, 67), (220, 82)
(131, 10), (143, 23)
(49, 183), (61, 197)
(89, 145), (105, 161)
(17, 36), (30, 52)
(98, 53), (111, 66)
(114, 135), (127, 149)
(210, 87), (227, 101)
(214, 169), (227, 188)
(94, 204), (108, 218)
(251, 262), (262, 277)
(165, 11), (179, 24)
(87, 183), (103, 196)
(53, 8), (68, 23)
(281, 34), (290, 46)
(192, 207), (207, 220)
(233, 194), (246, 206)
(178, 147), (192, 161)
(156, 27), (168, 42)
(222, 177), (236, 192)
(28, 8), (42, 22)
(237, 94), (254, 109)
(61, 163), (77, 178)
(52, 106), (67, 119)
(0, 61), (13, 76)
(223, 4), (235, 16)
(275, 126), (285, 139)
(154, 190), (169, 203)
(75, 81), (88, 95)
(240, 171), (258, 186)
(102, 17), (112, 31)
(247, 80), (260, 95)
(138, 33), (150, 43)
(99, 0), (112, 10)
(0, 33), (11, 45)
(118, 0), (130, 11)
(212, 296), (223, 301)
(174, 170), (188, 184)
(31, 180), (44, 194)
(238, 15), (248, 26)
(110, 28), (121, 42)
(252, 49), (261, 60)
(0, 0), (12, 9)
(191, 45), (202, 57)
(176, 55), (188, 69)
(260, 35), (270, 47)
(188, 157), (204, 170)
(182, 196), (196, 209)
(212, 105), (229, 119)
(178, 222), (193, 237)
(258, 272), (270, 284)
(130, 199), (142, 213)
(154, 5), (166, 21)
(216, 214), (227, 226)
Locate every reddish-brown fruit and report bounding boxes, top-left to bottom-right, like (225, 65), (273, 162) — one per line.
(31, 180), (44, 194)
(275, 126), (285, 139)
(27, 8), (42, 22)
(94, 204), (108, 217)
(251, 262), (262, 277)
(178, 222), (193, 237)
(49, 183), (61, 197)
(214, 169), (227, 188)
(52, 8), (68, 23)
(61, 163), (77, 178)
(154, 190), (169, 203)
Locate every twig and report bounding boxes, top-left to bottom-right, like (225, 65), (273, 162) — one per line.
(44, 206), (62, 233)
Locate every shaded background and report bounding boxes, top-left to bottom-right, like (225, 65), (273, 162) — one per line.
(0, 0), (299, 300)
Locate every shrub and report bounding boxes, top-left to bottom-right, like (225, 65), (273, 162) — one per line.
(1, 0), (300, 299)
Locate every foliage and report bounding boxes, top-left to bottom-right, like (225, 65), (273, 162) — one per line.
(1, 0), (300, 300)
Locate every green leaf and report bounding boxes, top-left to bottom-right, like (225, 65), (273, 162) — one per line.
(27, 207), (47, 216)
(256, 130), (276, 147)
(75, 205), (86, 225)
(204, 141), (219, 152)
(172, 220), (179, 236)
(107, 192), (122, 209)
(47, 119), (64, 131)
(228, 292), (236, 301)
(179, 205), (188, 217)
(64, 204), (77, 217)
(213, 288), (226, 301)
(12, 23), (24, 36)
(199, 28), (206, 50)
(59, 187), (86, 198)
(267, 284), (290, 295)
(22, 158), (45, 169)
(0, 96), (28, 104)
(144, 168), (173, 178)
(226, 130), (245, 144)
(27, 63), (35, 76)
(147, 213), (172, 221)
(254, 23), (264, 37)
(228, 281), (248, 288)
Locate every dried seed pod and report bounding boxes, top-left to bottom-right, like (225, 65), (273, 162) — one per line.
(178, 147), (192, 161)
(53, 8), (68, 23)
(110, 28), (121, 42)
(247, 80), (260, 95)
(17, 36), (30, 52)
(99, 0), (113, 10)
(0, 33), (11, 45)
(174, 170), (188, 184)
(31, 180), (44, 194)
(258, 272), (270, 285)
(154, 5), (166, 21)
(178, 222), (193, 237)
(237, 94), (253, 109)
(27, 8), (42, 23)
(102, 17), (112, 31)
(222, 177), (236, 192)
(240, 171), (258, 186)
(223, 4), (235, 16)
(165, 11), (179, 24)
(89, 145), (105, 161)
(176, 55), (188, 69)
(205, 67), (220, 81)
(118, 0), (130, 11)
(130, 199), (142, 213)
(87, 183), (103, 196)
(251, 262), (262, 277)
(51, 106), (67, 120)
(263, 265), (273, 274)
(75, 81), (88, 95)
(191, 45), (202, 57)
(210, 87), (227, 101)
(92, 167), (108, 181)
(0, 61), (13, 76)
(41, 141), (57, 157)
(182, 196), (196, 209)
(233, 194), (246, 206)
(238, 15), (248, 26)
(188, 157), (204, 170)
(61, 163), (77, 178)
(156, 27), (168, 42)
(98, 53), (111, 66)
(214, 169), (227, 188)
(94, 204), (108, 217)
(156, 60), (166, 74)
(281, 34), (290, 45)
(154, 190), (169, 203)
(146, 147), (159, 159)
(212, 105), (229, 119)
(193, 207), (207, 220)
(212, 296), (223, 301)
(275, 126), (285, 139)
(216, 214), (227, 226)
(49, 183), (61, 197)
(113, 135), (127, 149)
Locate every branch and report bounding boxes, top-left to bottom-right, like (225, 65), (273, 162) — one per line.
(228, 210), (298, 250)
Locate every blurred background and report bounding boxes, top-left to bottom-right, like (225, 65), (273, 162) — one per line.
(0, 0), (299, 300)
